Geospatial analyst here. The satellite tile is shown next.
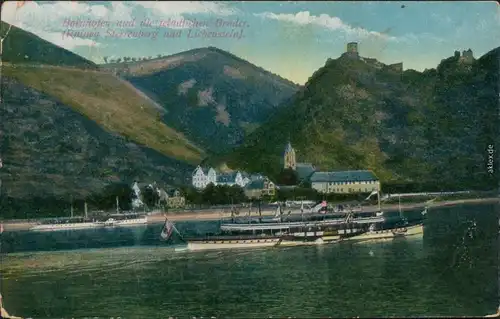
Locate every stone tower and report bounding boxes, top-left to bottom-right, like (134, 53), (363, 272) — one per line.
(283, 141), (296, 170)
(461, 49), (474, 63)
(347, 42), (358, 54)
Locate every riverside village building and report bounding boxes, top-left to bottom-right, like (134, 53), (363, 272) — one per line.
(283, 141), (380, 194)
(191, 139), (380, 197)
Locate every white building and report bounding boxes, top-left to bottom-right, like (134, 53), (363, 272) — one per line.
(192, 166), (216, 189)
(309, 170), (380, 194)
(191, 166), (253, 189)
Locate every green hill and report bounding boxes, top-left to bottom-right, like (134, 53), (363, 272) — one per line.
(1, 21), (97, 68)
(101, 47), (300, 154)
(0, 22), (204, 199)
(219, 48), (498, 190)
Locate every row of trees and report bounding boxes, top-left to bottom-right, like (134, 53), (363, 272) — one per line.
(181, 184), (247, 206)
(103, 54), (165, 64)
(0, 183), (246, 219)
(3, 176), (487, 219)
(275, 168), (300, 186)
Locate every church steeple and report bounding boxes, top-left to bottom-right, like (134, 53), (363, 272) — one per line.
(283, 140), (296, 170)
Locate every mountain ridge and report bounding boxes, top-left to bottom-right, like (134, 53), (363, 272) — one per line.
(103, 46), (301, 153)
(100, 46), (300, 87)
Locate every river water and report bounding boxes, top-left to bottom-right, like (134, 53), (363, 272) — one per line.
(1, 204), (498, 318)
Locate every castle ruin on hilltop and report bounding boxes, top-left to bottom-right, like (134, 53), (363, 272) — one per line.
(346, 42), (359, 55)
(344, 42), (360, 60)
(387, 62), (403, 72)
(457, 49), (474, 64)
(343, 42), (403, 72)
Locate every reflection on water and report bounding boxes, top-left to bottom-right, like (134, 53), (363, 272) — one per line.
(0, 220), (219, 254)
(0, 205), (498, 318)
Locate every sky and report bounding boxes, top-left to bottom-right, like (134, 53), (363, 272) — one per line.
(2, 1), (499, 84)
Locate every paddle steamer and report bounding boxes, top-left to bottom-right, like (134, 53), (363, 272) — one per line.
(164, 198), (425, 252)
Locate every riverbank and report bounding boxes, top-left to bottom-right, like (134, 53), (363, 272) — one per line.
(2, 197), (498, 232)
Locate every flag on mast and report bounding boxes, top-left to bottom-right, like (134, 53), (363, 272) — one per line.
(316, 200), (327, 214)
(160, 218), (174, 240)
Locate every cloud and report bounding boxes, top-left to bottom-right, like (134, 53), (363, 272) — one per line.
(132, 1), (238, 17)
(0, 1), (239, 49)
(131, 1), (239, 30)
(395, 32), (446, 45)
(255, 11), (397, 41)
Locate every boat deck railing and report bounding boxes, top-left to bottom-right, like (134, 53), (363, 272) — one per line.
(186, 233), (279, 241)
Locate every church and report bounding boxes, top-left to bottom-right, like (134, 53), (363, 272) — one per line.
(283, 141), (317, 182)
(283, 142), (380, 194)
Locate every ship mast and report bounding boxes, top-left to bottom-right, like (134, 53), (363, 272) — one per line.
(377, 189), (382, 213)
(247, 199), (251, 225)
(301, 200), (304, 222)
(230, 197), (235, 223)
(116, 196), (120, 214)
(398, 194), (407, 225)
(70, 195), (74, 219)
(398, 194), (404, 224)
(279, 202), (283, 223)
(258, 199), (262, 223)
(84, 201), (88, 219)
(398, 194), (402, 215)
